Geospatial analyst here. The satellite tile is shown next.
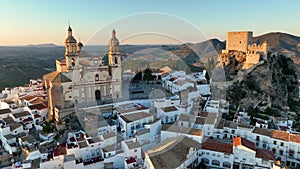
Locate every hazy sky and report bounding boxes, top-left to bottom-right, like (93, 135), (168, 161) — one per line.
(0, 0), (299, 46)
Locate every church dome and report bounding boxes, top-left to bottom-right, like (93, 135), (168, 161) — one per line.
(77, 42), (83, 47)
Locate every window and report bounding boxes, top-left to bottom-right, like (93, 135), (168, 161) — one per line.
(203, 158), (209, 164)
(279, 149), (284, 155)
(212, 160), (220, 166)
(231, 130), (235, 134)
(115, 57), (118, 64)
(134, 149), (137, 152)
(256, 136), (260, 141)
(273, 140), (277, 145)
(223, 162), (231, 168)
(71, 58), (75, 66)
(95, 74), (99, 81)
(281, 142), (284, 146)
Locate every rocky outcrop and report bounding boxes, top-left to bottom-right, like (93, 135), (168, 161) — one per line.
(226, 52), (299, 111)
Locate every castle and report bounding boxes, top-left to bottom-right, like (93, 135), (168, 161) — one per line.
(218, 31), (268, 69)
(43, 26), (122, 121)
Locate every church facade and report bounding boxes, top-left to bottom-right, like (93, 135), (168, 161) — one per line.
(43, 26), (122, 121)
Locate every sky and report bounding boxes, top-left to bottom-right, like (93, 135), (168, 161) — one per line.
(0, 0), (299, 46)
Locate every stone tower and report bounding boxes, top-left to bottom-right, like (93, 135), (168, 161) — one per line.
(108, 29), (122, 100)
(225, 31), (253, 53)
(108, 28), (121, 66)
(64, 26), (79, 71)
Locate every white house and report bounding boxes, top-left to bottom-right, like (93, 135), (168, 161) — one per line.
(122, 139), (142, 159)
(159, 106), (180, 124)
(118, 111), (153, 137)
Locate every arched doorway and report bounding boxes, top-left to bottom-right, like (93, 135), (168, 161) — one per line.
(95, 90), (101, 104)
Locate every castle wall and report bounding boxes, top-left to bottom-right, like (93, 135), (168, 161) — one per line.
(246, 52), (260, 65)
(226, 31), (253, 53)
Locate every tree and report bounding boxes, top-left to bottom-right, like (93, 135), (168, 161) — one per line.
(143, 68), (153, 81)
(133, 71), (142, 81)
(205, 70), (210, 82)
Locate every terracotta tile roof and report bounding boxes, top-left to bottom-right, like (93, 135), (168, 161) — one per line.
(256, 148), (276, 161)
(136, 128), (150, 136)
(161, 106), (178, 113)
(205, 113), (217, 124)
(22, 117), (33, 123)
(101, 132), (116, 140)
(271, 130), (289, 141)
(87, 137), (101, 144)
(125, 141), (141, 149)
(120, 112), (152, 123)
(13, 111), (31, 118)
(28, 103), (48, 110)
(290, 134), (300, 143)
(202, 139), (233, 154)
(3, 117), (15, 125)
(10, 122), (23, 131)
(253, 127), (273, 137)
(0, 108), (12, 115)
(175, 79), (194, 86)
(29, 97), (45, 105)
(125, 157), (136, 164)
(169, 77), (178, 82)
(253, 128), (300, 144)
(78, 140), (88, 149)
(20, 95), (36, 101)
(199, 112), (209, 117)
(215, 118), (225, 129)
(160, 66), (171, 75)
(194, 117), (206, 125)
(102, 144), (116, 152)
(53, 143), (67, 157)
(178, 114), (195, 122)
(34, 114), (41, 119)
(233, 137), (255, 150)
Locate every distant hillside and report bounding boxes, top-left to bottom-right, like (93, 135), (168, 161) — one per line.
(26, 43), (58, 47)
(0, 46), (64, 90)
(189, 38), (225, 64)
(253, 32), (300, 54)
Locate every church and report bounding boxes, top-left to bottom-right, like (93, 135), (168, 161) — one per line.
(43, 26), (122, 121)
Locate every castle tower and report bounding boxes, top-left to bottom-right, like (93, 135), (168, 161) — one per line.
(65, 25), (78, 70)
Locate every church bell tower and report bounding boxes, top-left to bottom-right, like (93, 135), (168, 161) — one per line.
(108, 28), (122, 99)
(65, 25), (78, 71)
(108, 28), (121, 66)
